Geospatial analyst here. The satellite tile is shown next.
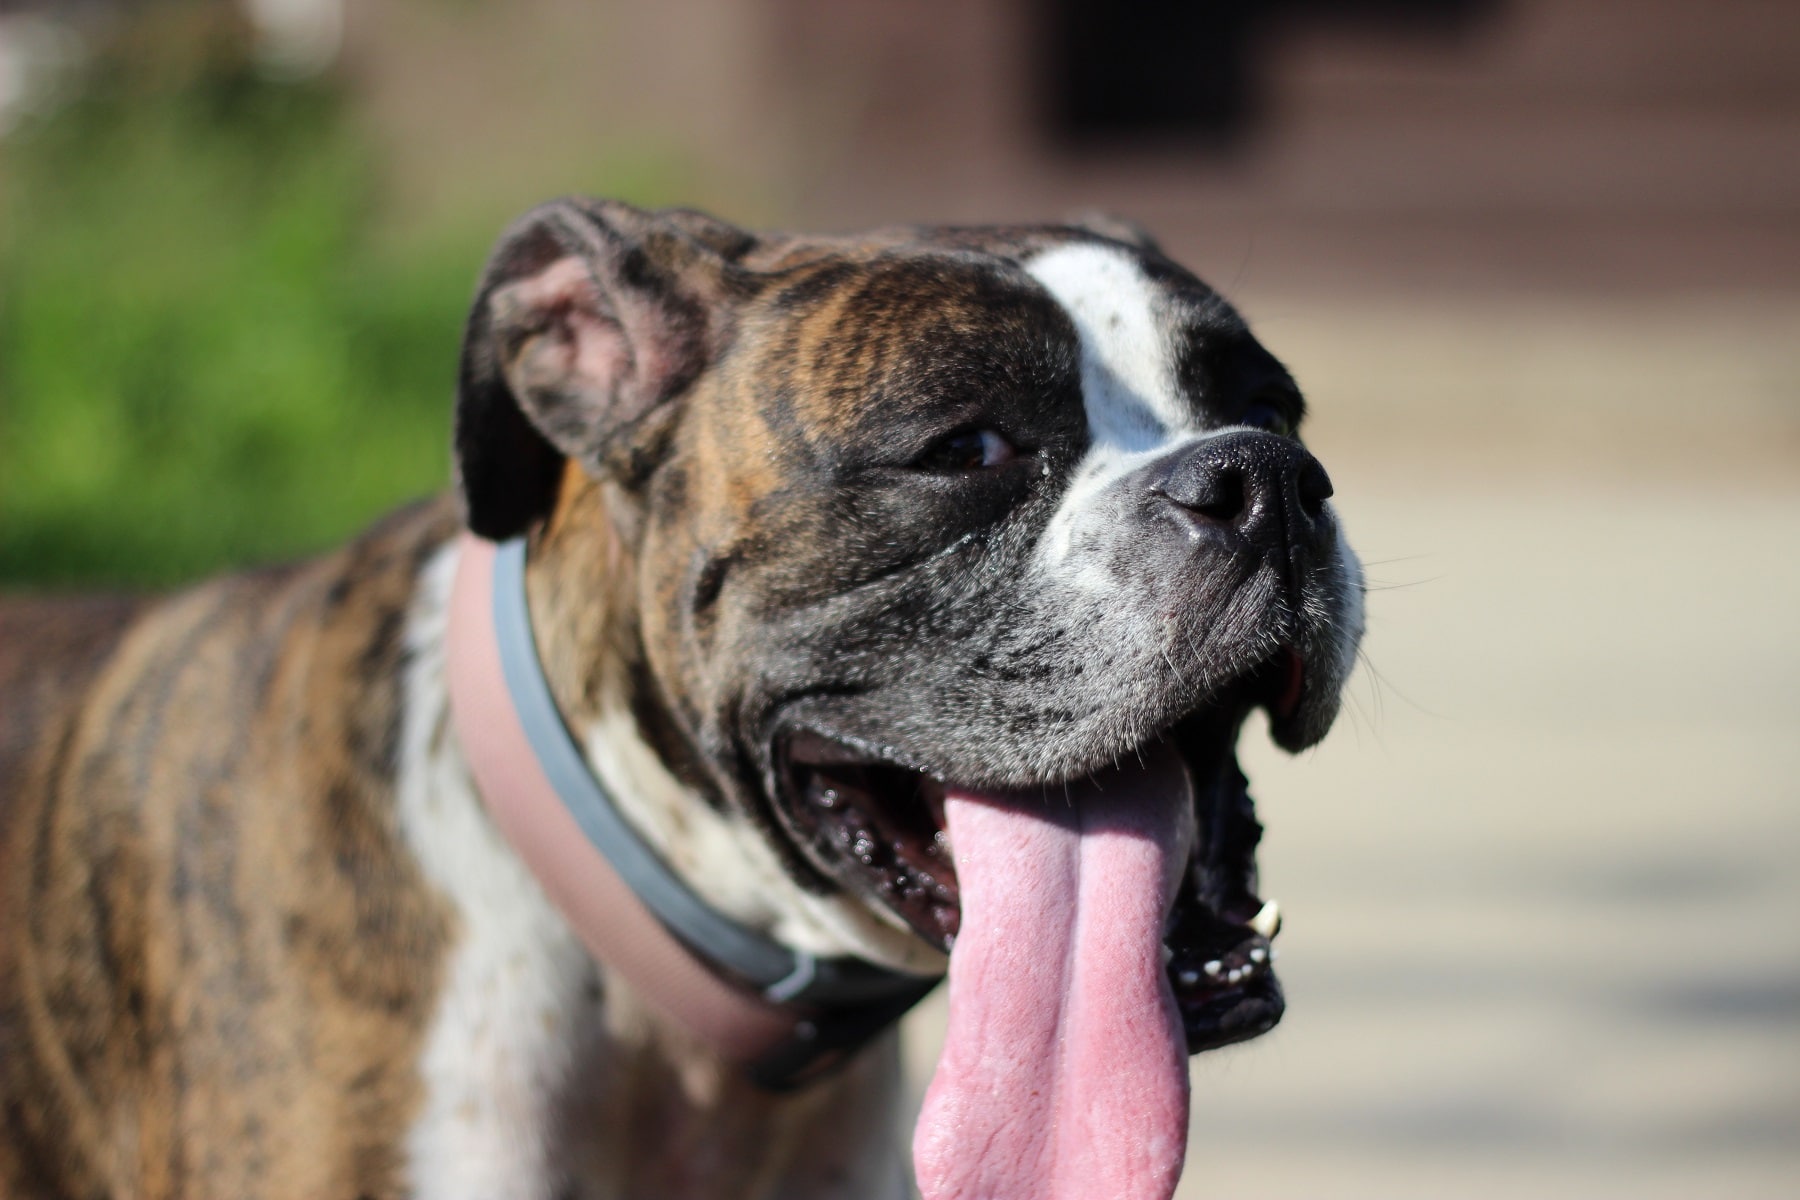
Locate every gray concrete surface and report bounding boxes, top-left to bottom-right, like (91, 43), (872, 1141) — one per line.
(902, 295), (1800, 1198)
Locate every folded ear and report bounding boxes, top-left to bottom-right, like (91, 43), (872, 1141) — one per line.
(454, 198), (755, 539)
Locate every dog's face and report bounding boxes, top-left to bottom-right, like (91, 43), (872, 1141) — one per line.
(456, 200), (1363, 1055)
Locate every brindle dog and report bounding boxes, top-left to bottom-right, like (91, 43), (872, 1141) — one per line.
(0, 199), (1363, 1199)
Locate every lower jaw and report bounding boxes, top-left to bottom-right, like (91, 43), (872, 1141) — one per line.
(1179, 975), (1285, 1052)
(1166, 907), (1285, 1052)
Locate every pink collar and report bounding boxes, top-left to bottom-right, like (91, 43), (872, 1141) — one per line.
(444, 532), (937, 1089)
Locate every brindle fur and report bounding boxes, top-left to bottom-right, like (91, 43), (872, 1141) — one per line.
(0, 502), (458, 1199)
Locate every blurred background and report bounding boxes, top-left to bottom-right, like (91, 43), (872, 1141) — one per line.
(1, 0), (1795, 1195)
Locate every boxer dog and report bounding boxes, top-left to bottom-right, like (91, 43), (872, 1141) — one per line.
(0, 199), (1363, 1199)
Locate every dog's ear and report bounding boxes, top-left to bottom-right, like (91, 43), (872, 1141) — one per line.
(454, 198), (755, 540)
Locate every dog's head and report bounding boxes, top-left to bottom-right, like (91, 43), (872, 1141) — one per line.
(453, 197), (1362, 1089)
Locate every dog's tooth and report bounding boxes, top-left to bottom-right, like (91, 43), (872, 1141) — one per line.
(1249, 946), (1267, 964)
(1177, 967), (1201, 988)
(1203, 960), (1222, 978)
(1248, 899), (1282, 940)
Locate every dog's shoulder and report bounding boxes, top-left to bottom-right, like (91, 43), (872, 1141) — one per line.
(2, 495), (460, 817)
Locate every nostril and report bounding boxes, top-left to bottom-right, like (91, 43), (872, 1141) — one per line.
(1297, 459), (1333, 518)
(1176, 464), (1246, 525)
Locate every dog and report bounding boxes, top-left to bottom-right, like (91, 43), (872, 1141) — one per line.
(0, 199), (1363, 1199)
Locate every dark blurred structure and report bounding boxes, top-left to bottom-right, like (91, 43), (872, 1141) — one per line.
(1045, 0), (1499, 145)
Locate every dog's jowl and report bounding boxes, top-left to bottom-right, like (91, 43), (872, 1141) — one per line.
(0, 200), (1363, 1200)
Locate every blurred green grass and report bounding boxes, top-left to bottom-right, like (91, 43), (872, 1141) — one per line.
(0, 20), (490, 588)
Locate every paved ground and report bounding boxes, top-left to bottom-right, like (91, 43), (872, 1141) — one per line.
(901, 295), (1800, 1198)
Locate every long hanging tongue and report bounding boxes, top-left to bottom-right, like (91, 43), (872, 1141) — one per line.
(913, 743), (1197, 1200)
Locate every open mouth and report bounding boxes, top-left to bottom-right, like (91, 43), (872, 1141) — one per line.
(775, 645), (1304, 1054)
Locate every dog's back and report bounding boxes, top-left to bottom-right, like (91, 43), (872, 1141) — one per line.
(0, 593), (148, 788)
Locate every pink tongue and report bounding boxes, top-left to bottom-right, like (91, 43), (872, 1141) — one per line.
(913, 744), (1196, 1200)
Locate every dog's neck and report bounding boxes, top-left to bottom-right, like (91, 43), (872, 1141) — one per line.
(400, 535), (914, 1198)
(513, 471), (944, 973)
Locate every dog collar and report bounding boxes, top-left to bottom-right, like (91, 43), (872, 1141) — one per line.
(445, 532), (939, 1090)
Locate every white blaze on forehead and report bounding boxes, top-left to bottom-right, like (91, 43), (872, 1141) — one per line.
(1026, 242), (1202, 569)
(1027, 242), (1189, 448)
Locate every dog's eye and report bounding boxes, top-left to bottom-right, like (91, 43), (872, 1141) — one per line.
(913, 429), (1017, 473)
(1240, 402), (1294, 438)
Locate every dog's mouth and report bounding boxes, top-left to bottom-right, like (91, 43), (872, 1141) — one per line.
(773, 645), (1303, 1055)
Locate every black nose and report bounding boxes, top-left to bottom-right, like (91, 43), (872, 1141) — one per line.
(1154, 430), (1334, 552)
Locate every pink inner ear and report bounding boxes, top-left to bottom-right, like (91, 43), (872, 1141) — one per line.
(499, 256), (634, 409)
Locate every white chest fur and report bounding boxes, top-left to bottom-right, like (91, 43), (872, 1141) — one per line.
(394, 544), (910, 1200)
